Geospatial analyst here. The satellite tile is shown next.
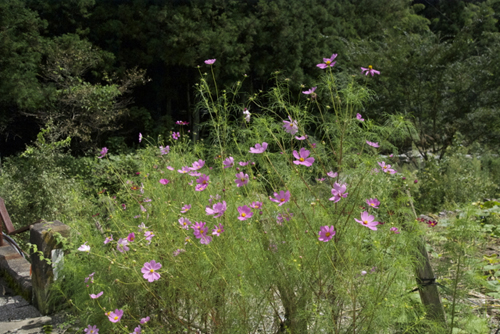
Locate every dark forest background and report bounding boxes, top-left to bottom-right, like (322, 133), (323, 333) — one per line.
(2, 0), (500, 158)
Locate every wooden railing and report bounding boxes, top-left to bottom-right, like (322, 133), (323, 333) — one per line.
(0, 197), (31, 246)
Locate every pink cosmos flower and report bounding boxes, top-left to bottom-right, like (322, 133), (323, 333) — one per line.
(178, 217), (191, 230)
(90, 291), (103, 299)
(176, 120), (189, 125)
(283, 116), (299, 135)
(366, 141), (379, 148)
(276, 209), (293, 224)
(78, 242), (90, 252)
(390, 227), (400, 234)
(378, 161), (397, 174)
(139, 133), (143, 143)
(206, 201), (227, 218)
(295, 135), (308, 140)
(117, 238), (129, 253)
(237, 205), (253, 221)
(243, 108), (251, 122)
(189, 171), (202, 177)
(141, 260), (161, 282)
(159, 179), (170, 185)
(195, 174), (209, 191)
(251, 201), (262, 209)
(205, 59), (216, 65)
(190, 159), (205, 170)
(159, 145), (170, 155)
(293, 148), (315, 166)
(269, 190), (290, 206)
(239, 160), (251, 166)
(121, 203), (126, 210)
(354, 211), (379, 231)
(131, 325), (141, 334)
(172, 132), (180, 140)
(223, 157), (234, 168)
(327, 171), (338, 178)
(167, 166), (174, 171)
(330, 183), (348, 202)
(140, 317), (150, 324)
(318, 225), (335, 242)
(138, 222), (148, 231)
(366, 198), (380, 209)
(108, 309), (124, 323)
(178, 166), (191, 174)
(235, 172), (249, 187)
(144, 231), (155, 242)
(317, 54), (337, 69)
(192, 223), (212, 244)
(302, 87), (317, 97)
(181, 204), (191, 213)
(84, 325), (99, 334)
(212, 223), (225, 236)
(173, 248), (185, 256)
(356, 113), (364, 121)
(127, 233), (135, 242)
(249, 142), (268, 153)
(361, 65), (380, 76)
(97, 147), (108, 159)
(104, 235), (113, 244)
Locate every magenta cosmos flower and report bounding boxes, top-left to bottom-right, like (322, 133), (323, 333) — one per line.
(104, 235), (113, 244)
(108, 309), (124, 323)
(141, 260), (161, 282)
(355, 211), (379, 231)
(302, 86), (317, 96)
(97, 147), (108, 159)
(159, 179), (170, 185)
(140, 317), (150, 324)
(366, 198), (380, 209)
(177, 166), (190, 174)
(295, 135), (308, 140)
(205, 59), (216, 65)
(249, 142), (268, 153)
(84, 325), (99, 334)
(190, 159), (205, 170)
(361, 65), (380, 76)
(251, 201), (262, 209)
(223, 157), (234, 168)
(317, 54), (337, 69)
(191, 222), (212, 244)
(239, 160), (251, 166)
(390, 227), (400, 234)
(366, 141), (379, 148)
(318, 225), (336, 242)
(172, 132), (180, 140)
(159, 145), (170, 155)
(269, 190), (290, 206)
(90, 291), (103, 299)
(138, 133), (143, 143)
(206, 201), (227, 218)
(195, 174), (209, 191)
(117, 238), (129, 253)
(330, 183), (348, 202)
(178, 217), (191, 230)
(356, 113), (364, 121)
(212, 223), (224, 236)
(293, 148), (315, 166)
(235, 172), (249, 187)
(237, 205), (253, 221)
(283, 116), (299, 135)
(127, 232), (135, 242)
(131, 325), (141, 334)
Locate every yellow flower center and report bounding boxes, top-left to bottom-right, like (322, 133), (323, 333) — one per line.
(325, 232), (330, 237)
(289, 124), (293, 127)
(370, 203), (375, 206)
(299, 158), (304, 162)
(280, 198), (285, 202)
(363, 220), (368, 225)
(114, 316), (119, 320)
(203, 181), (207, 184)
(217, 229), (221, 233)
(368, 65), (373, 69)
(150, 269), (154, 273)
(326, 60), (331, 65)
(241, 178), (246, 182)
(241, 213), (246, 217)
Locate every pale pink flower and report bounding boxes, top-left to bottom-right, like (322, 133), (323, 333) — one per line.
(172, 132), (180, 140)
(237, 205), (253, 221)
(141, 260), (161, 282)
(206, 201), (227, 218)
(366, 198), (380, 209)
(104, 235), (113, 244)
(378, 161), (397, 174)
(204, 59), (216, 65)
(327, 171), (338, 178)
(390, 227), (400, 234)
(107, 309), (124, 323)
(212, 223), (225, 236)
(195, 174), (209, 191)
(317, 54), (337, 69)
(251, 201), (262, 209)
(354, 211), (379, 231)
(269, 190), (290, 206)
(144, 231), (155, 242)
(178, 217), (191, 230)
(78, 242), (90, 252)
(295, 135), (308, 140)
(131, 325), (141, 334)
(178, 166), (191, 174)
(159, 145), (170, 155)
(239, 161), (251, 166)
(293, 148), (315, 166)
(318, 225), (335, 242)
(173, 249), (185, 256)
(117, 238), (129, 253)
(189, 171), (202, 177)
(223, 157), (234, 168)
(243, 108), (251, 122)
(167, 166), (174, 171)
(84, 325), (99, 334)
(159, 179), (170, 185)
(138, 222), (148, 231)
(356, 113), (364, 121)
(302, 87), (317, 97)
(283, 116), (299, 135)
(90, 291), (103, 299)
(361, 65), (380, 76)
(366, 141), (379, 148)
(140, 317), (150, 324)
(139, 133), (143, 143)
(190, 159), (205, 170)
(235, 172), (249, 187)
(249, 142), (268, 154)
(97, 147), (108, 159)
(330, 183), (348, 202)
(181, 204), (191, 213)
